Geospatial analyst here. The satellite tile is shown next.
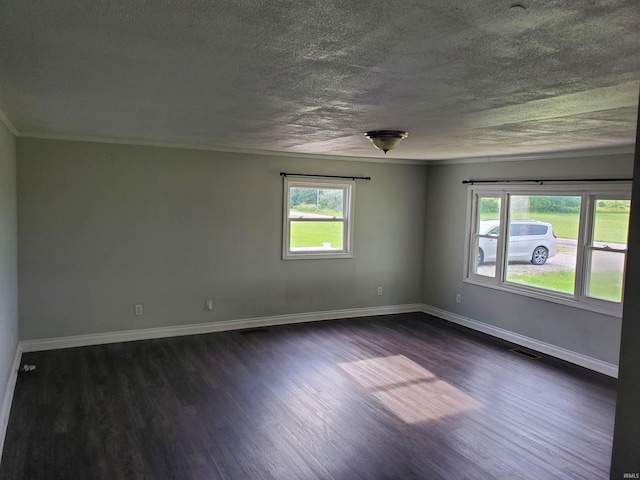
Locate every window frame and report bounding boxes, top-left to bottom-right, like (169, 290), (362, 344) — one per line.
(282, 177), (355, 260)
(463, 183), (631, 317)
(579, 193), (630, 309)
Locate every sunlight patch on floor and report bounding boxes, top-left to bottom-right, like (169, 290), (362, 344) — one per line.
(339, 355), (482, 423)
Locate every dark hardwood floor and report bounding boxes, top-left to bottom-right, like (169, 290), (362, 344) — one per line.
(0, 313), (617, 479)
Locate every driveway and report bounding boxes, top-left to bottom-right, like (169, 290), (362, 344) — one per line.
(477, 238), (625, 275)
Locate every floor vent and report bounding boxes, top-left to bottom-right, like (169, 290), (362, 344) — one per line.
(510, 348), (541, 360)
(239, 328), (269, 335)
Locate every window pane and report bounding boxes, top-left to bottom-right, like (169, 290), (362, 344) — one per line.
(479, 197), (501, 222)
(290, 221), (344, 250)
(505, 195), (581, 295)
(473, 235), (497, 278)
(289, 187), (344, 218)
(593, 200), (630, 246)
(586, 250), (625, 302)
(585, 199), (629, 303)
(473, 196), (501, 278)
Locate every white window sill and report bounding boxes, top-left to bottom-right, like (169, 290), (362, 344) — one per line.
(463, 276), (623, 318)
(283, 246), (353, 260)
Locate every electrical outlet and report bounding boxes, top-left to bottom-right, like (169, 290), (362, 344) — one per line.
(206, 299), (214, 310)
(456, 294), (461, 304)
(135, 304), (143, 316)
(377, 286), (383, 296)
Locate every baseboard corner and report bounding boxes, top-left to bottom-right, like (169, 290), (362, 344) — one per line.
(0, 345), (22, 464)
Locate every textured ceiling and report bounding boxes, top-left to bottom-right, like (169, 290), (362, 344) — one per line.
(0, 0), (638, 160)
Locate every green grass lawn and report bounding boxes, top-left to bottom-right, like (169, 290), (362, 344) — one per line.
(587, 271), (625, 302)
(482, 211), (629, 242)
(507, 270), (575, 294)
(507, 270), (623, 302)
(290, 221), (343, 248)
(594, 212), (630, 244)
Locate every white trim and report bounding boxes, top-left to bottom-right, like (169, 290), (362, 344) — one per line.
(462, 278), (623, 318)
(282, 177), (355, 260)
(17, 132), (635, 166)
(19, 304), (424, 353)
(2, 301), (617, 463)
(19, 132), (428, 165)
(463, 184), (630, 318)
(0, 108), (18, 137)
(0, 346), (22, 464)
(12, 301), (617, 389)
(429, 144), (635, 165)
(420, 304), (618, 378)
(15, 304), (618, 378)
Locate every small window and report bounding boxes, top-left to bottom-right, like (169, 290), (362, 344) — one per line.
(530, 225), (548, 235)
(282, 177), (355, 260)
(510, 224), (529, 236)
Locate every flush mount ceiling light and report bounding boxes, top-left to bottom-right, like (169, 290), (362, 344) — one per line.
(364, 130), (409, 153)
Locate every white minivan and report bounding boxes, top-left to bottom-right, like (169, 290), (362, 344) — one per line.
(478, 220), (557, 265)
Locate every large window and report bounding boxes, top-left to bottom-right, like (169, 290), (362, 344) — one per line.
(282, 177), (354, 260)
(465, 184), (631, 316)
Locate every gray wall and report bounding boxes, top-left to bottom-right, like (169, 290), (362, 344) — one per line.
(0, 122), (18, 420)
(423, 154), (634, 365)
(17, 138), (427, 340)
(15, 136), (632, 368)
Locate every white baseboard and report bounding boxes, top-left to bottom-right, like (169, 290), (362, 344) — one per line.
(2, 301), (618, 462)
(420, 304), (618, 378)
(16, 300), (616, 377)
(19, 303), (424, 353)
(0, 345), (22, 464)
(3, 302), (617, 467)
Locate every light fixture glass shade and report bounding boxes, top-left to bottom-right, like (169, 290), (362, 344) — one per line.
(364, 130), (409, 153)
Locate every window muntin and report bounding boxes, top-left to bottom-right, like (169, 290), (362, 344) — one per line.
(283, 178), (354, 259)
(465, 185), (631, 316)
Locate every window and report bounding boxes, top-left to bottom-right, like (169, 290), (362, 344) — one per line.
(282, 177), (354, 260)
(465, 184), (631, 316)
(583, 196), (630, 303)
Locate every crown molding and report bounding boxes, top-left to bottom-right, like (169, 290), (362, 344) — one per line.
(14, 130), (636, 166)
(428, 144), (636, 165)
(18, 131), (429, 166)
